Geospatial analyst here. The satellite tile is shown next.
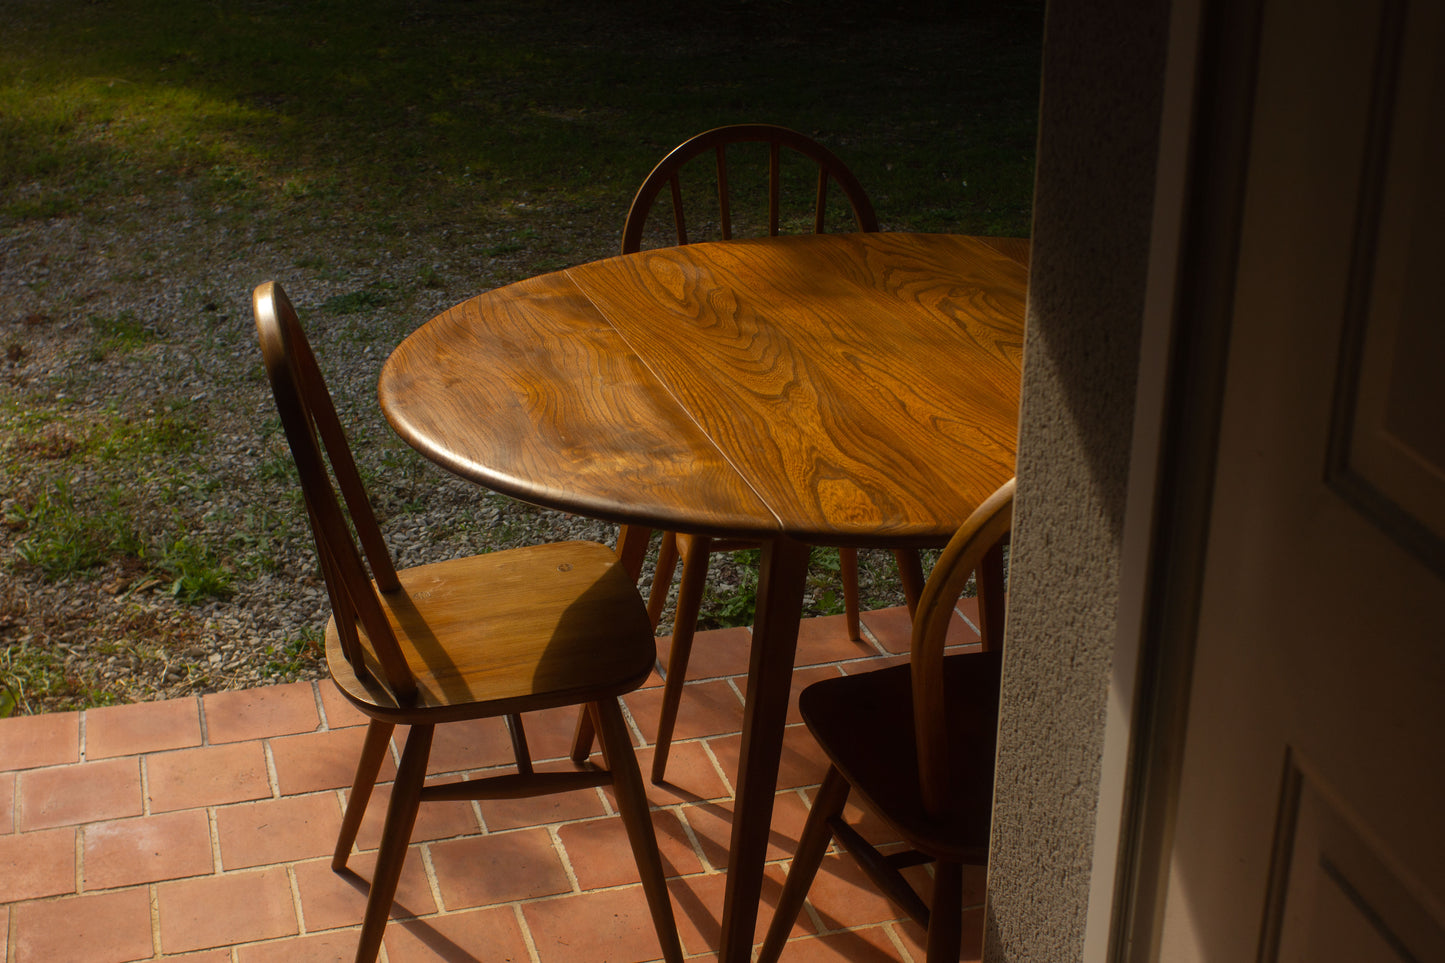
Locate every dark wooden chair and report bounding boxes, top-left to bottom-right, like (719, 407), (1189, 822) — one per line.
(252, 281), (683, 963)
(757, 477), (1015, 963)
(618, 124), (925, 783)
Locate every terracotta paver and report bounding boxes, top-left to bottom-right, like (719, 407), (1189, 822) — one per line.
(0, 710), (79, 771)
(0, 826), (76, 902)
(202, 681), (320, 744)
(0, 607), (940, 963)
(428, 827), (571, 909)
(864, 601), (979, 655)
(421, 716), (517, 773)
(269, 726), (397, 795)
(507, 704), (595, 763)
(384, 905), (531, 963)
(145, 740), (272, 812)
(83, 809), (214, 888)
(557, 809), (702, 889)
(894, 904), (985, 962)
(708, 722), (830, 793)
(775, 924), (916, 962)
(316, 680), (370, 729)
(632, 741), (733, 805)
(0, 771), (13, 833)
(794, 613), (887, 666)
(524, 884), (680, 963)
(680, 789), (814, 873)
(216, 792), (343, 869)
(624, 678), (745, 744)
(666, 868), (801, 958)
(237, 929), (361, 963)
(11, 888), (154, 963)
(805, 853), (920, 931)
(157, 866), (299, 953)
(476, 777), (606, 832)
(293, 849), (437, 930)
(347, 777), (480, 851)
(85, 696), (203, 759)
(17, 756), (143, 830)
(655, 625), (754, 680)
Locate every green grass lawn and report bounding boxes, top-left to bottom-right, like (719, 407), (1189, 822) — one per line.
(1, 0), (1042, 242)
(0, 0), (1043, 713)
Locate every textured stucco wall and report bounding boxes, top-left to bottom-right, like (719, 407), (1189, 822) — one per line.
(983, 2), (1169, 959)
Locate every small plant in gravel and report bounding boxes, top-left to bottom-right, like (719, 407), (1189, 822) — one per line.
(151, 534), (235, 604)
(264, 626), (324, 678)
(9, 481), (143, 578)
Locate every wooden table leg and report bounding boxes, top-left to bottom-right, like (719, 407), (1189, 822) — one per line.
(615, 523), (653, 581)
(719, 536), (810, 963)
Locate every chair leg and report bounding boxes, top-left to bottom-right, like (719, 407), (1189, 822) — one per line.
(593, 699), (684, 963)
(570, 705), (597, 763)
(333, 720), (395, 870)
(651, 535), (712, 783)
(758, 765), (851, 963)
(839, 547), (861, 641)
(505, 712), (534, 775)
(352, 724), (433, 963)
(894, 548), (925, 615)
(646, 530), (681, 629)
(924, 860), (964, 963)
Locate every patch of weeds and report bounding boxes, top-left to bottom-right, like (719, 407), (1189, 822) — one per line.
(482, 230), (538, 257)
(264, 625), (324, 677)
(4, 193), (79, 221)
(9, 482), (143, 578)
(808, 547), (848, 616)
(88, 311), (158, 360)
(150, 534), (234, 603)
(258, 453), (296, 482)
(0, 639), (76, 716)
(701, 549), (760, 629)
(320, 282), (395, 315)
(417, 264), (446, 289)
(91, 407), (200, 462)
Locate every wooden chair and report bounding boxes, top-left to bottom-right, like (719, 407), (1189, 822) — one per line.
(757, 477), (1015, 963)
(252, 281), (683, 963)
(618, 123), (925, 783)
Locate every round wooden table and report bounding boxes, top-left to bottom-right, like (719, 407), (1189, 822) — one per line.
(379, 231), (1027, 961)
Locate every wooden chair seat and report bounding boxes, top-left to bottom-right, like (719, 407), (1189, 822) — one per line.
(326, 542), (655, 721)
(797, 650), (1002, 863)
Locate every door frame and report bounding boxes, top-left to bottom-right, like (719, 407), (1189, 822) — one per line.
(1081, 0), (1269, 957)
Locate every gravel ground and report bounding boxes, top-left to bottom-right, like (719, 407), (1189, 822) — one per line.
(0, 190), (907, 715)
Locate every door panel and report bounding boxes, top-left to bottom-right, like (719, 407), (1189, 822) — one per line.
(1155, 0), (1445, 959)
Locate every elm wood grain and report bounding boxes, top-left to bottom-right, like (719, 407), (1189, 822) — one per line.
(757, 478), (1016, 963)
(620, 126), (900, 783)
(381, 274), (775, 539)
(570, 233), (1023, 545)
(254, 282), (682, 963)
(376, 232), (1026, 963)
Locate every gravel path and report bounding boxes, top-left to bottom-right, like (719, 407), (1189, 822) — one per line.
(1, 193), (906, 714)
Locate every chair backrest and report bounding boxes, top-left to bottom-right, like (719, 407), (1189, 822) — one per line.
(621, 123), (879, 254)
(909, 477), (1016, 817)
(252, 281), (418, 705)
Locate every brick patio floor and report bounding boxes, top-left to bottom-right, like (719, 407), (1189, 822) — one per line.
(0, 606), (987, 962)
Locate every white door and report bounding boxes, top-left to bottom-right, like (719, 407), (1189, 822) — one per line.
(1153, 0), (1445, 959)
